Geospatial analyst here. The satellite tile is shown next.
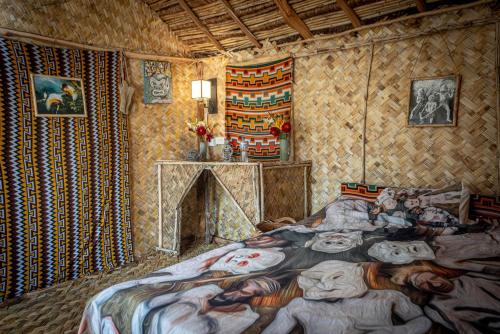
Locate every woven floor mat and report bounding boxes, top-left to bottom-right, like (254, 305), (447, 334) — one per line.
(0, 243), (216, 334)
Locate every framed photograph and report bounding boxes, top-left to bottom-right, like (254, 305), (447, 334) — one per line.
(30, 73), (86, 117)
(407, 74), (460, 127)
(143, 60), (173, 104)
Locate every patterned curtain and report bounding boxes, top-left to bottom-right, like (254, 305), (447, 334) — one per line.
(0, 37), (133, 302)
(225, 57), (293, 160)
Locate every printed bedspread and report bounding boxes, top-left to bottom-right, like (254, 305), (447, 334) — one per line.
(79, 200), (500, 334)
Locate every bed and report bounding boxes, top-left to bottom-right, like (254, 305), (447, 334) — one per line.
(78, 183), (500, 334)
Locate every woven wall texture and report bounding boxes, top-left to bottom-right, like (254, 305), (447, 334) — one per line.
(0, 0), (190, 56)
(263, 167), (308, 220)
(129, 61), (198, 255)
(204, 5), (499, 213)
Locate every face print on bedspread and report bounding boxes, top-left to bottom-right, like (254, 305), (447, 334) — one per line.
(210, 248), (285, 274)
(297, 260), (367, 301)
(305, 231), (363, 253)
(368, 240), (435, 264)
(376, 188), (398, 210)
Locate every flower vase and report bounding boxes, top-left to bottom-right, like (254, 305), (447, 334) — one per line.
(279, 134), (289, 162)
(199, 140), (207, 161)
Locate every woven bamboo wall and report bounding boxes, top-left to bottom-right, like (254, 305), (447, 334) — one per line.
(0, 0), (189, 55)
(203, 57), (229, 137)
(129, 61), (198, 255)
(205, 5), (499, 213)
(365, 25), (497, 191)
(294, 48), (368, 212)
(127, 50), (221, 257)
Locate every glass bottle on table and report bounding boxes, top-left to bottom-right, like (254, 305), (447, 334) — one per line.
(222, 138), (233, 162)
(240, 138), (249, 162)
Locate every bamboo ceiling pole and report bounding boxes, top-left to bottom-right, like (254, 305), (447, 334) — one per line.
(277, 0), (495, 49)
(125, 51), (197, 63)
(0, 27), (120, 52)
(210, 17), (497, 65)
(292, 17), (498, 59)
(361, 43), (374, 184)
(0, 27), (196, 63)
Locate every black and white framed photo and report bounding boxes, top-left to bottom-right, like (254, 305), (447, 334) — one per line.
(407, 74), (461, 127)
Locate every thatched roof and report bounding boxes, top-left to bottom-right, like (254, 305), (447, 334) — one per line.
(141, 0), (482, 57)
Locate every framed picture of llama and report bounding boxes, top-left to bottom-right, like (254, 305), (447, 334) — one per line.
(31, 73), (87, 117)
(407, 74), (461, 127)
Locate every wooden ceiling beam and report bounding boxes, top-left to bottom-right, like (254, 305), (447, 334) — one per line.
(273, 0), (313, 39)
(177, 0), (225, 51)
(416, 0), (426, 12)
(336, 0), (362, 28)
(219, 0), (262, 48)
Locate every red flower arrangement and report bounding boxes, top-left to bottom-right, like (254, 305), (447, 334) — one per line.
(187, 120), (214, 142)
(265, 113), (292, 138)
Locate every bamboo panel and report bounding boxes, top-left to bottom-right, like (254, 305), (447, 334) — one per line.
(304, 11), (352, 31)
(293, 49), (368, 211)
(192, 1), (228, 21)
(155, 163), (258, 249)
(230, 0), (275, 8)
(154, 161), (265, 246)
(211, 165), (260, 224)
(0, 0), (190, 56)
(263, 166), (309, 220)
(289, 0), (337, 14)
(208, 178), (257, 241)
(365, 26), (497, 194)
(159, 164), (204, 250)
(151, 0), (180, 12)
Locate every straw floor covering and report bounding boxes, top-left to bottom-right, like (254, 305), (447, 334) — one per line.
(0, 243), (217, 333)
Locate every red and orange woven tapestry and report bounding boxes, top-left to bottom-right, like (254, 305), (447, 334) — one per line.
(225, 57), (293, 160)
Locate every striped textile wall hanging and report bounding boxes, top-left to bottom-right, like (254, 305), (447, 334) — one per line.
(0, 37), (133, 302)
(225, 57), (293, 160)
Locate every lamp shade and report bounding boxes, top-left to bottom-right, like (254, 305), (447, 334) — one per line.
(191, 80), (211, 100)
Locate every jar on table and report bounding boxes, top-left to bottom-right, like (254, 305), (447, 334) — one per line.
(240, 139), (249, 162)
